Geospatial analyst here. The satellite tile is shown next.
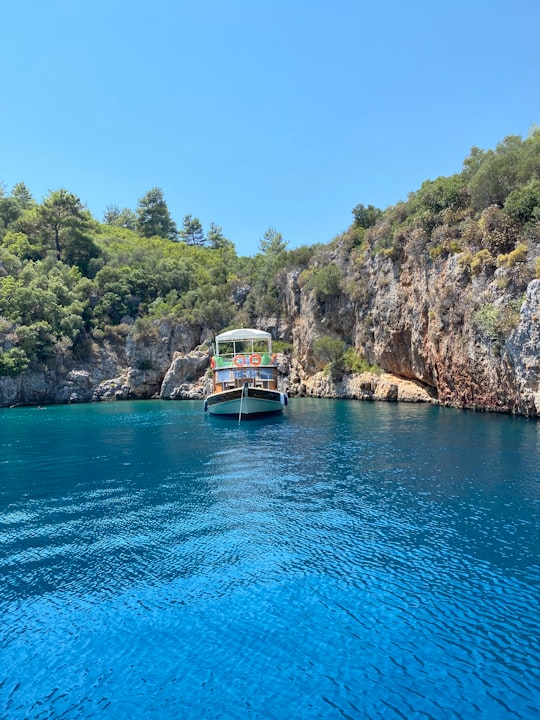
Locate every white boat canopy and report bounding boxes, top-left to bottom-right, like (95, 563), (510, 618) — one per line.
(216, 328), (271, 342)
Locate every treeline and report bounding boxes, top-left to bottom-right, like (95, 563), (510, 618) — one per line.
(103, 187), (228, 247)
(0, 184), (315, 376)
(1, 128), (540, 378)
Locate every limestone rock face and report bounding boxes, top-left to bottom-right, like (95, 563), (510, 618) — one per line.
(505, 279), (540, 415)
(160, 351), (210, 400)
(288, 368), (435, 404)
(281, 228), (540, 416)
(0, 323), (207, 408)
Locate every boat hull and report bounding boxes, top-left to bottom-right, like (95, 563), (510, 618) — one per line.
(205, 387), (287, 417)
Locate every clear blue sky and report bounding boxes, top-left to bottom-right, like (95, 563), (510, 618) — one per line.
(1, 0), (539, 256)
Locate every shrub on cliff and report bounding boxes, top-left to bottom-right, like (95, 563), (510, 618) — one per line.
(478, 206), (518, 255)
(497, 243), (528, 268)
(504, 179), (540, 225)
(410, 175), (468, 218)
(302, 264), (342, 302)
(0, 347), (30, 376)
(313, 335), (346, 380)
(343, 348), (380, 374)
(465, 129), (540, 213)
(473, 301), (522, 354)
(311, 337), (380, 381)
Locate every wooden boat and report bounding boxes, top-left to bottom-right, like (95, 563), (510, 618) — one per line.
(204, 328), (287, 417)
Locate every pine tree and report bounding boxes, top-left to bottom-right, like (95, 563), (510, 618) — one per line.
(179, 214), (205, 245)
(136, 188), (177, 240)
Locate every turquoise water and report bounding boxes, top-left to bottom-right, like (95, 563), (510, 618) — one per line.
(1, 399), (539, 719)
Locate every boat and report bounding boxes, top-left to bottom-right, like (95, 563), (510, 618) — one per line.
(204, 328), (288, 417)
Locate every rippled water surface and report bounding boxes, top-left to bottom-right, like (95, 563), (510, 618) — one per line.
(1, 399), (539, 719)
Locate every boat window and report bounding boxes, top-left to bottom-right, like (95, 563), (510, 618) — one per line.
(234, 369), (258, 379)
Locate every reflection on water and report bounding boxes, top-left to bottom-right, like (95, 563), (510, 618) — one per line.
(1, 399), (539, 719)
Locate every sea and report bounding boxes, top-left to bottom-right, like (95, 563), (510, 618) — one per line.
(0, 399), (538, 720)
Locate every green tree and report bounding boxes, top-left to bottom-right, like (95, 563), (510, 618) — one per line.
(259, 226), (287, 255)
(93, 264), (158, 324)
(36, 189), (91, 260)
(62, 229), (101, 275)
(1, 229), (45, 262)
(179, 214), (205, 245)
(304, 263), (342, 302)
(462, 146), (487, 181)
(504, 179), (540, 224)
(0, 197), (21, 230)
(245, 227), (289, 316)
(312, 335), (347, 380)
(468, 136), (523, 211)
(0, 347), (30, 376)
(11, 182), (34, 209)
(0, 259), (93, 367)
(519, 125), (540, 182)
(413, 175), (467, 215)
(103, 205), (137, 230)
(207, 222), (234, 251)
(195, 297), (234, 333)
(352, 203), (383, 229)
(15, 321), (55, 360)
(136, 188), (177, 240)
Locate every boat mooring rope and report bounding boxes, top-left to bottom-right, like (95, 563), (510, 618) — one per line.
(238, 382), (247, 425)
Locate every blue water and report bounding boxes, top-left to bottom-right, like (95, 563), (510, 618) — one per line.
(1, 399), (539, 719)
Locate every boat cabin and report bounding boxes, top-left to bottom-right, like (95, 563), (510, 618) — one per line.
(211, 328), (279, 393)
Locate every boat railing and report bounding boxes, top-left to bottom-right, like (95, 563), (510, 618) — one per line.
(211, 352), (277, 369)
(213, 365), (278, 391)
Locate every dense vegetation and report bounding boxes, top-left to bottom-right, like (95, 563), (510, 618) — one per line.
(0, 186), (315, 375)
(1, 127), (539, 378)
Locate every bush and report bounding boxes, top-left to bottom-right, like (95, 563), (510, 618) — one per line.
(474, 301), (521, 352)
(15, 321), (55, 360)
(313, 336), (346, 364)
(286, 244), (315, 267)
(478, 206), (517, 255)
(313, 335), (346, 380)
(497, 243), (528, 268)
(504, 180), (540, 224)
(474, 304), (500, 344)
(352, 203), (383, 229)
(343, 348), (380, 374)
(0, 347), (30, 376)
(272, 340), (293, 354)
(413, 175), (467, 216)
(468, 136), (522, 211)
(304, 264), (342, 302)
(137, 359), (153, 371)
(470, 249), (495, 275)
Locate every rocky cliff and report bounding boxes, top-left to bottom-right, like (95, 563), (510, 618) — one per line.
(281, 209), (540, 416)
(1, 212), (539, 415)
(0, 321), (209, 407)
